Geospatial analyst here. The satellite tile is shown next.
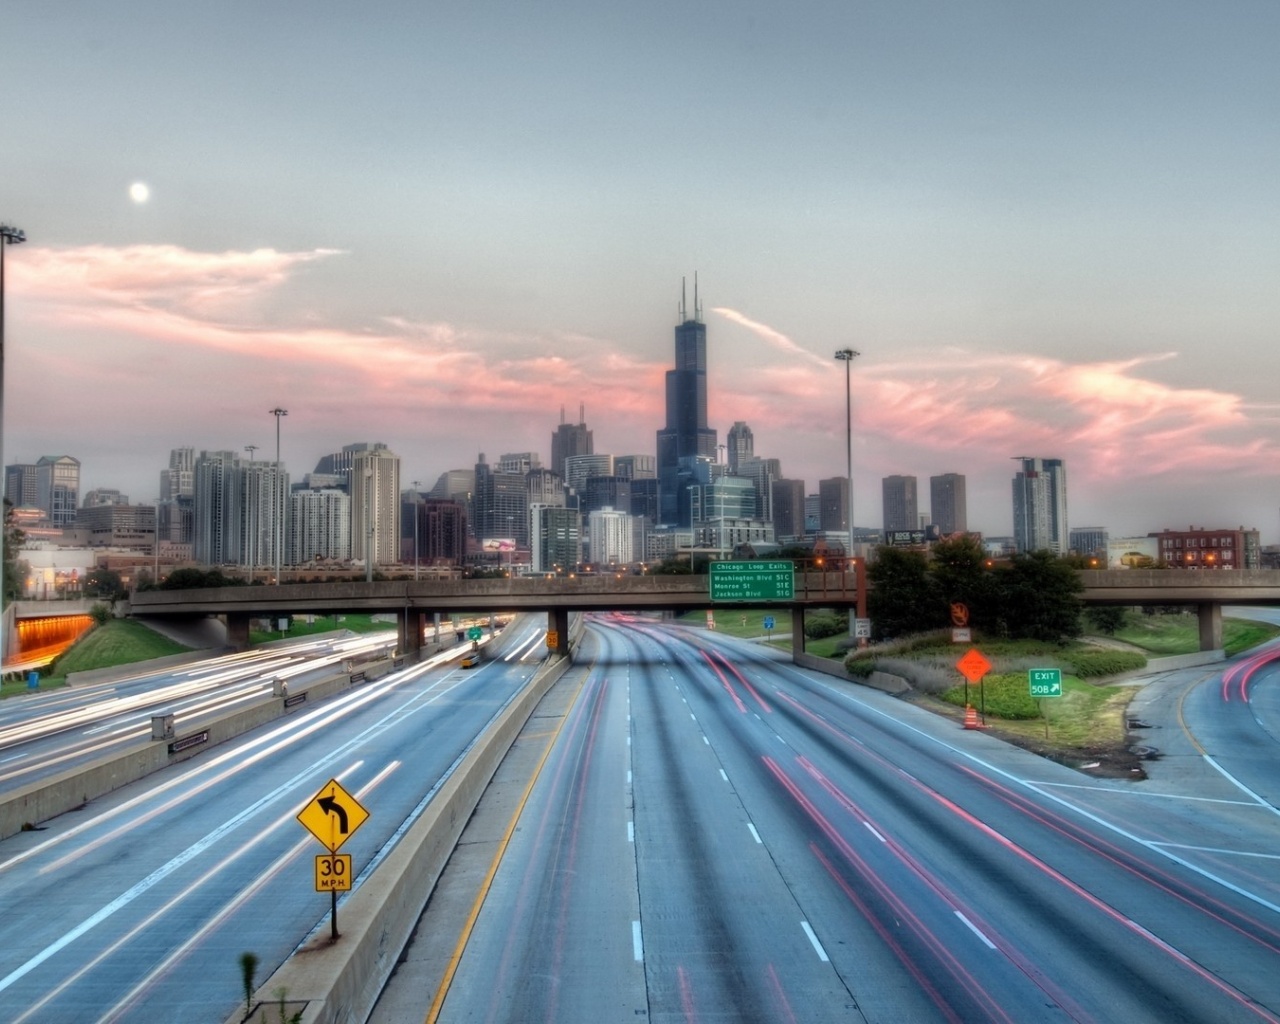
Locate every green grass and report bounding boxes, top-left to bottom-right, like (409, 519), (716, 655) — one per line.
(249, 612), (398, 645)
(34, 620), (190, 687)
(1112, 613), (1280, 657)
(678, 609), (853, 660)
(939, 673), (1130, 747)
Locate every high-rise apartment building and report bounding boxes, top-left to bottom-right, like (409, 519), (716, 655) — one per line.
(193, 450), (244, 565)
(1012, 458), (1068, 554)
(551, 405), (593, 479)
(929, 473), (967, 535)
(351, 445), (400, 567)
(726, 421), (754, 474)
(244, 459), (289, 571)
(818, 477), (849, 535)
(564, 453), (614, 495)
(656, 278), (717, 526)
(36, 455), (80, 527)
(289, 489), (351, 564)
(882, 475), (918, 532)
(771, 479), (807, 542)
(420, 498), (468, 565)
(588, 507), (634, 565)
(159, 448), (196, 545)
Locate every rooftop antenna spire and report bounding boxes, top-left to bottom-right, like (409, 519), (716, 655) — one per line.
(679, 276), (687, 322)
(560, 404), (565, 425)
(694, 271), (702, 321)
(579, 401), (585, 425)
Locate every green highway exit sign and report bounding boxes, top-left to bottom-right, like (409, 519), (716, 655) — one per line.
(1029, 668), (1063, 697)
(709, 561), (795, 603)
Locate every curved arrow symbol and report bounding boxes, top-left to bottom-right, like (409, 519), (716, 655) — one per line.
(318, 795), (349, 834)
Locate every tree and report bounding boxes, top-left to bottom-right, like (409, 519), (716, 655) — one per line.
(1085, 605), (1128, 636)
(159, 568), (247, 590)
(929, 535), (996, 631)
(3, 499), (26, 603)
(867, 546), (940, 641)
(84, 567), (125, 601)
(993, 551), (1085, 643)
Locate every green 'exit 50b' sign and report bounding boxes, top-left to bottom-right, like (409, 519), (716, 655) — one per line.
(1029, 668), (1063, 697)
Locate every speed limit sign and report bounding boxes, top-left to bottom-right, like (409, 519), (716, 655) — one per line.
(315, 854), (352, 892)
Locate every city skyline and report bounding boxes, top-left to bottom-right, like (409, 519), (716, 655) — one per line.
(4, 4), (1278, 542)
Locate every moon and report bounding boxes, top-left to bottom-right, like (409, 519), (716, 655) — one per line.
(129, 182), (150, 204)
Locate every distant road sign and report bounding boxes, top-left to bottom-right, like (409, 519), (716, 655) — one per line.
(546, 630), (559, 649)
(762, 615), (775, 631)
(854, 618), (872, 638)
(467, 626), (483, 641)
(1029, 668), (1063, 697)
(709, 561), (795, 602)
(298, 778), (369, 853)
(956, 649), (991, 682)
(315, 854), (352, 892)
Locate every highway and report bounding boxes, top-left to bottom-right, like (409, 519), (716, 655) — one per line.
(392, 614), (1280, 1024)
(0, 631), (397, 787)
(0, 616), (549, 1024)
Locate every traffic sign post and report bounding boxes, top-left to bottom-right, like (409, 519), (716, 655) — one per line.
(956, 649), (992, 726)
(467, 626), (483, 642)
(763, 614), (775, 639)
(708, 561), (795, 602)
(298, 778), (370, 941)
(1028, 668), (1063, 739)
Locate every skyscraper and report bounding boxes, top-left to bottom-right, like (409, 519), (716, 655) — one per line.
(656, 277), (717, 526)
(726, 421), (754, 474)
(351, 445), (400, 567)
(36, 455), (80, 527)
(930, 473), (967, 535)
(193, 450), (243, 565)
(1012, 458), (1068, 554)
(882, 475), (918, 532)
(818, 477), (849, 535)
(551, 405), (593, 479)
(771, 478), (807, 542)
(159, 448), (195, 544)
(473, 453), (529, 547)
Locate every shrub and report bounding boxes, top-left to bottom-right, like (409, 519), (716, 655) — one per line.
(1060, 649), (1146, 678)
(940, 672), (1041, 719)
(804, 611), (848, 640)
(89, 603), (113, 626)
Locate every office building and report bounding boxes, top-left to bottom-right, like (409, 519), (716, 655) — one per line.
(531, 504), (581, 572)
(36, 455), (80, 527)
(771, 479), (807, 542)
(497, 452), (541, 475)
(351, 446), (400, 567)
(314, 443), (384, 480)
(726, 421), (754, 473)
(818, 477), (849, 535)
(551, 405), (593, 479)
(4, 463), (39, 509)
(656, 278), (718, 525)
(614, 454), (657, 480)
(882, 475), (918, 532)
(473, 454), (529, 547)
(929, 473), (967, 536)
(82, 488), (129, 507)
(289, 489), (351, 564)
(526, 467), (567, 509)
(420, 498), (468, 565)
(76, 504), (155, 549)
(1012, 457), (1068, 554)
(1069, 527), (1108, 560)
(157, 448), (196, 545)
(564, 453), (614, 495)
(738, 457), (782, 523)
(582, 475), (632, 517)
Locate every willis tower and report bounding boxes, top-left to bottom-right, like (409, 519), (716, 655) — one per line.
(657, 276), (717, 526)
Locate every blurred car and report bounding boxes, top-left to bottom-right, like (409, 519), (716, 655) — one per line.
(460, 653), (479, 669)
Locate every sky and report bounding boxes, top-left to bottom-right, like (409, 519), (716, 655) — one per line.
(3, 1), (1279, 541)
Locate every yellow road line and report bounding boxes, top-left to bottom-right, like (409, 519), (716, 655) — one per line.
(426, 664), (592, 1023)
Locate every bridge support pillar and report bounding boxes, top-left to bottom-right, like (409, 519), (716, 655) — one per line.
(1198, 603), (1223, 652)
(548, 608), (570, 656)
(225, 612), (251, 652)
(399, 609), (425, 659)
(790, 607), (805, 658)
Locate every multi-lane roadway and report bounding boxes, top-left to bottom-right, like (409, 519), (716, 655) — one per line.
(381, 613), (1280, 1023)
(0, 618), (550, 1023)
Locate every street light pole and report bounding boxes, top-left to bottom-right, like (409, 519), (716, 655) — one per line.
(834, 349), (859, 553)
(268, 409), (287, 584)
(244, 445), (258, 583)
(1, 224), (28, 668)
(716, 443), (727, 561)
(364, 468), (374, 584)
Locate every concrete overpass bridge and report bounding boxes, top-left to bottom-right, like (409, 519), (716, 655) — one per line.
(124, 567), (1280, 660)
(127, 571), (865, 660)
